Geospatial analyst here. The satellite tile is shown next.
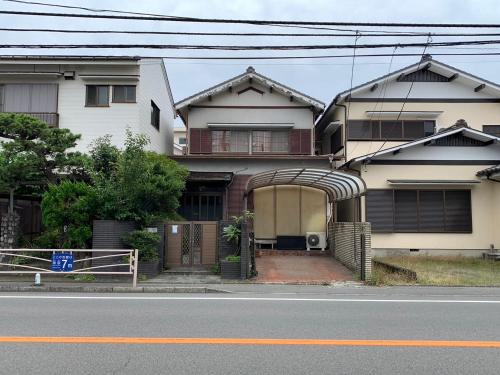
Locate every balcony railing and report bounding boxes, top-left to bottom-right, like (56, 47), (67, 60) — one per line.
(2, 112), (59, 127)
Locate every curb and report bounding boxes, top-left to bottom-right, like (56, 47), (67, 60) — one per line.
(0, 285), (229, 294)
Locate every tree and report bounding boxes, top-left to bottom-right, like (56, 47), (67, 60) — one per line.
(90, 132), (189, 225)
(0, 113), (83, 214)
(41, 181), (98, 248)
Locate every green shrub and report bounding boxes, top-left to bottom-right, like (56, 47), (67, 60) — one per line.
(122, 230), (160, 262)
(225, 255), (241, 263)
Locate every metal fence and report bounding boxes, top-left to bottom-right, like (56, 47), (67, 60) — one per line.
(0, 248), (139, 287)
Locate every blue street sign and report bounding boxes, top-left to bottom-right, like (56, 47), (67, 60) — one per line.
(51, 253), (74, 272)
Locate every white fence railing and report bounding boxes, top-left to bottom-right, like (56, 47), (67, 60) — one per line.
(0, 249), (139, 287)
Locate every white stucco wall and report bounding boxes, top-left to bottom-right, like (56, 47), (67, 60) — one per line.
(184, 81), (315, 130)
(0, 58), (175, 155)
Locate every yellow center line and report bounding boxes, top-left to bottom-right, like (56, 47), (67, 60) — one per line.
(1, 337), (500, 347)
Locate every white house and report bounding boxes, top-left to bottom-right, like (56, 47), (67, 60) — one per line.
(0, 56), (176, 154)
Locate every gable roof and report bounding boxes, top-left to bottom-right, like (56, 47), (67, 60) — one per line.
(175, 66), (325, 111)
(344, 126), (500, 167)
(317, 56), (500, 132)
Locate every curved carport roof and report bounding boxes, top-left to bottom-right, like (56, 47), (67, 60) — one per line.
(245, 168), (366, 201)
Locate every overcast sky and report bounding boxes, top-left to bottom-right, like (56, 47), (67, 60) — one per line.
(1, 0), (500, 115)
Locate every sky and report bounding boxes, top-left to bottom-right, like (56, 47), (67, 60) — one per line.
(1, 0), (500, 118)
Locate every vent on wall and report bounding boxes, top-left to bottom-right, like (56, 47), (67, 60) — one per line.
(64, 71), (75, 80)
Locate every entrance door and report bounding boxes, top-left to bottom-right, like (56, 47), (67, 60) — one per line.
(165, 221), (218, 268)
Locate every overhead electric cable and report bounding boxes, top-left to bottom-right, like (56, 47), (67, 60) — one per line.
(1, 9), (500, 28)
(2, 39), (500, 50)
(3, 27), (500, 38)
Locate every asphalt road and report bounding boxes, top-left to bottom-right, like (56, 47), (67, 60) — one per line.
(1, 286), (500, 374)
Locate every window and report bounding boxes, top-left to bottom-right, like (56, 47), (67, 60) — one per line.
(150, 100), (160, 130)
(86, 85), (109, 107)
(112, 85), (136, 103)
(483, 125), (500, 137)
(330, 128), (343, 154)
(366, 189), (471, 233)
(252, 130), (289, 153)
(212, 130), (249, 153)
(179, 193), (223, 221)
(348, 120), (435, 140)
(178, 137), (186, 145)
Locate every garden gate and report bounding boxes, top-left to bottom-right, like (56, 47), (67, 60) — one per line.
(164, 221), (218, 268)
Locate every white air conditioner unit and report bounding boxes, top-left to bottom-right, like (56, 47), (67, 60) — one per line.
(306, 232), (327, 251)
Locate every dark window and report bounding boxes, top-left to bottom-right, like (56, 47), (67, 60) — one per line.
(418, 191), (445, 232)
(483, 125), (500, 137)
(113, 85), (136, 103)
(394, 190), (418, 231)
(150, 100), (160, 130)
(179, 193), (223, 221)
(444, 190), (472, 232)
(86, 85), (109, 107)
(348, 120), (435, 141)
(367, 189), (472, 233)
(348, 120), (373, 139)
(380, 120), (403, 139)
(330, 128), (343, 154)
(178, 137), (186, 145)
(365, 190), (394, 232)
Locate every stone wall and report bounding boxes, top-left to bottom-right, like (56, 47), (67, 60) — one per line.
(329, 221), (372, 280)
(0, 212), (20, 249)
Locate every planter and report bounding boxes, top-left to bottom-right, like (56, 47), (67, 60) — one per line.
(138, 260), (160, 278)
(221, 259), (241, 279)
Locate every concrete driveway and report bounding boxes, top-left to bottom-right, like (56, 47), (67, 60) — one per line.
(254, 254), (354, 283)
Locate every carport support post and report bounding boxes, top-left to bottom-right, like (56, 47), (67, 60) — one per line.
(360, 233), (366, 281)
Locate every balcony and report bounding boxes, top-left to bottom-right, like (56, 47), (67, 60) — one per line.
(5, 112), (59, 127)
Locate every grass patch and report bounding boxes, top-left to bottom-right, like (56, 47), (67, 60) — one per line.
(372, 256), (500, 286)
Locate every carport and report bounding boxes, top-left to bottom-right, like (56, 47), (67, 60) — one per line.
(242, 168), (371, 282)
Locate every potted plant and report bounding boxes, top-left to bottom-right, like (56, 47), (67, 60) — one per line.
(221, 210), (254, 279)
(122, 229), (161, 278)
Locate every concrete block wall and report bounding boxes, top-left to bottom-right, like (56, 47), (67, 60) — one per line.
(329, 221), (372, 279)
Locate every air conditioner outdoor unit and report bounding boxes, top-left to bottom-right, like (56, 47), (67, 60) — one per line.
(306, 232), (327, 251)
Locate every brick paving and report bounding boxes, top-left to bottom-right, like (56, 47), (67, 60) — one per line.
(254, 253), (354, 283)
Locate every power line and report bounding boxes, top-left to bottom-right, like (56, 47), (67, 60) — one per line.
(2, 39), (500, 50)
(3, 52), (500, 60)
(1, 9), (500, 28)
(3, 27), (500, 38)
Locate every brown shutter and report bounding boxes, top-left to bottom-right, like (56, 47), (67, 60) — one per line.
(189, 128), (201, 154)
(300, 129), (312, 155)
(289, 129), (301, 154)
(200, 129), (212, 153)
(290, 129), (312, 155)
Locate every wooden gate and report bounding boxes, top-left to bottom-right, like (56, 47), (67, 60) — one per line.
(165, 221), (218, 268)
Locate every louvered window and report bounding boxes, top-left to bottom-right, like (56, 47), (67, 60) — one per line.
(367, 189), (471, 233)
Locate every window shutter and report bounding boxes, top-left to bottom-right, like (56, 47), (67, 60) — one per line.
(300, 129), (312, 155)
(366, 190), (394, 232)
(200, 129), (212, 153)
(444, 191), (472, 232)
(419, 191), (445, 232)
(394, 190), (418, 231)
(189, 128), (201, 154)
(289, 129), (301, 154)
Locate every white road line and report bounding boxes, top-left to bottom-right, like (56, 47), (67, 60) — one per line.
(1, 295), (500, 303)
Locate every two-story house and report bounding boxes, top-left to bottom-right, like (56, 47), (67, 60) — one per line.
(0, 56), (175, 153)
(0, 55), (176, 241)
(316, 56), (500, 257)
(173, 67), (331, 252)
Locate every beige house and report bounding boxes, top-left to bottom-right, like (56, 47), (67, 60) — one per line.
(173, 67), (331, 252)
(316, 56), (500, 256)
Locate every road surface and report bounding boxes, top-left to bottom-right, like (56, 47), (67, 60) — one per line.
(1, 286), (500, 374)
